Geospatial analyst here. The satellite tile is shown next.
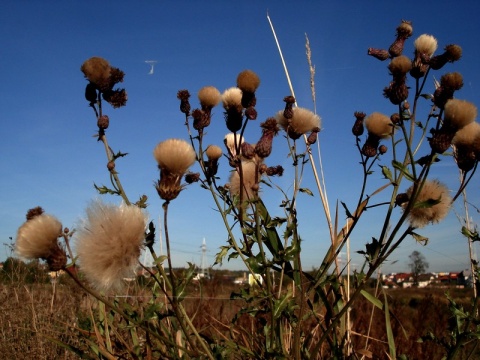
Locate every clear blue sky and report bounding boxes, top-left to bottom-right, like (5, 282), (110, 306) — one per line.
(1, 1), (480, 274)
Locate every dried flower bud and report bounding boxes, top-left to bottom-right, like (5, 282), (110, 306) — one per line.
(241, 142), (255, 159)
(26, 206), (45, 221)
(85, 82), (98, 103)
(307, 127), (320, 145)
(388, 20), (413, 57)
(395, 193), (409, 207)
(352, 111), (366, 136)
(266, 165), (284, 177)
(283, 95), (296, 119)
(103, 89), (127, 108)
(378, 145), (388, 154)
(362, 135), (380, 157)
(192, 108), (210, 130)
(177, 89), (191, 115)
(245, 106), (257, 120)
(97, 115), (109, 130)
(384, 81), (409, 105)
(428, 128), (455, 154)
(107, 161), (115, 171)
(185, 172), (201, 184)
(255, 118), (279, 158)
(368, 48), (390, 61)
(390, 113), (401, 124)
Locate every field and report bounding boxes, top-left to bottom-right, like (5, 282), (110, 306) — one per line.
(0, 270), (478, 360)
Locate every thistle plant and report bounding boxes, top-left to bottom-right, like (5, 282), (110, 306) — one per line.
(12, 19), (480, 359)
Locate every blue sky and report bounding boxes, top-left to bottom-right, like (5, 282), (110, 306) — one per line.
(2, 1), (480, 274)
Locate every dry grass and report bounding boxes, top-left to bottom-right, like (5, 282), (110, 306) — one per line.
(1, 274), (478, 359)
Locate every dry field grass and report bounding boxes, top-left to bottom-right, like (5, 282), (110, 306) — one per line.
(0, 273), (478, 359)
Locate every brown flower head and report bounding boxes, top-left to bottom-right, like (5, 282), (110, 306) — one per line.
(275, 107), (321, 140)
(236, 70), (260, 93)
(75, 201), (147, 291)
(81, 57), (111, 89)
(429, 44), (462, 70)
(198, 86), (221, 111)
(102, 89), (127, 108)
(153, 139), (196, 201)
(452, 122), (480, 171)
(403, 180), (452, 228)
(433, 72), (464, 108)
(443, 99), (477, 131)
(364, 112), (394, 139)
(16, 213), (66, 271)
(388, 55), (412, 76)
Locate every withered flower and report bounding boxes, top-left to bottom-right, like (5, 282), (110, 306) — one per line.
(362, 112), (394, 157)
(411, 34), (438, 78)
(444, 99), (477, 131)
(384, 55), (412, 104)
(276, 107), (321, 140)
(388, 20), (413, 58)
(198, 86), (221, 112)
(205, 145), (223, 178)
(403, 180), (452, 228)
(429, 44), (462, 70)
(16, 212), (66, 272)
(102, 89), (127, 108)
(76, 201), (147, 291)
(153, 139), (196, 201)
(433, 72), (464, 109)
(81, 57), (111, 90)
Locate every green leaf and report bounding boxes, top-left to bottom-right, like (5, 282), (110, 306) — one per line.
(299, 188), (314, 196)
(273, 289), (294, 319)
(360, 290), (383, 310)
(392, 160), (415, 182)
(420, 93), (433, 100)
(93, 183), (120, 195)
(411, 231), (429, 245)
(214, 245), (231, 266)
(381, 165), (393, 182)
(383, 289), (396, 359)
